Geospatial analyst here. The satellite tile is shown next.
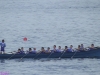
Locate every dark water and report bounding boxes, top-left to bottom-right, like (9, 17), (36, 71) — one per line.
(0, 0), (100, 75)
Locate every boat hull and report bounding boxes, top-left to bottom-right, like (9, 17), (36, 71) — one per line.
(0, 48), (100, 59)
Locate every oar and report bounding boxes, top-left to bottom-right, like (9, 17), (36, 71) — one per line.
(58, 51), (65, 60)
(20, 53), (29, 60)
(7, 52), (16, 60)
(71, 51), (77, 59)
(41, 52), (53, 61)
(33, 51), (42, 59)
(46, 52), (53, 59)
(18, 51), (30, 62)
(95, 46), (100, 49)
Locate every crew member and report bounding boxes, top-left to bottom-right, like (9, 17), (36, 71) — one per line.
(0, 39), (6, 54)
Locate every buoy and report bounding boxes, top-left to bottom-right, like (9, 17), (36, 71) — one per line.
(23, 37), (27, 41)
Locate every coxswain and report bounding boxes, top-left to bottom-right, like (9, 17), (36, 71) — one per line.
(20, 47), (25, 54)
(0, 39), (6, 54)
(32, 48), (37, 54)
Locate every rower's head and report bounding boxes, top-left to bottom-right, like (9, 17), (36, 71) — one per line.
(33, 48), (36, 50)
(29, 48), (32, 51)
(18, 49), (21, 52)
(91, 44), (94, 47)
(65, 46), (68, 49)
(70, 45), (73, 48)
(58, 46), (61, 49)
(78, 45), (81, 48)
(21, 47), (24, 50)
(41, 47), (44, 50)
(2, 39), (4, 43)
(81, 44), (83, 47)
(47, 47), (50, 50)
(53, 45), (56, 49)
(41, 47), (45, 52)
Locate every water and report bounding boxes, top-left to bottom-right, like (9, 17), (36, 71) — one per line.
(0, 59), (100, 75)
(0, 0), (100, 75)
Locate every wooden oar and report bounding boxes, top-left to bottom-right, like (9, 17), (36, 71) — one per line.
(7, 52), (16, 60)
(20, 53), (29, 60)
(41, 52), (53, 61)
(46, 52), (53, 59)
(71, 51), (77, 59)
(95, 46), (100, 49)
(58, 51), (65, 60)
(19, 50), (30, 60)
(33, 52), (41, 59)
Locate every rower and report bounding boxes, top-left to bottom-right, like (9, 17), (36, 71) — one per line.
(0, 39), (6, 54)
(80, 44), (84, 50)
(20, 47), (25, 54)
(32, 48), (37, 54)
(56, 46), (62, 53)
(29, 48), (33, 54)
(45, 47), (51, 53)
(64, 46), (68, 52)
(41, 47), (46, 53)
(51, 45), (57, 52)
(16, 49), (21, 54)
(76, 45), (81, 51)
(89, 44), (96, 50)
(67, 45), (74, 52)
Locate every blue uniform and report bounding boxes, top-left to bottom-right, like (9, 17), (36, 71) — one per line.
(29, 52), (33, 54)
(20, 50), (25, 54)
(67, 48), (73, 52)
(32, 50), (37, 54)
(16, 52), (21, 54)
(56, 49), (62, 53)
(0, 43), (6, 51)
(51, 49), (57, 53)
(45, 50), (49, 52)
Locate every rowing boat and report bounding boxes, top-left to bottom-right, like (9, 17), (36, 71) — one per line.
(0, 48), (100, 59)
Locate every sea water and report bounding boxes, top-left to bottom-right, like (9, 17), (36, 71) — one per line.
(0, 0), (100, 75)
